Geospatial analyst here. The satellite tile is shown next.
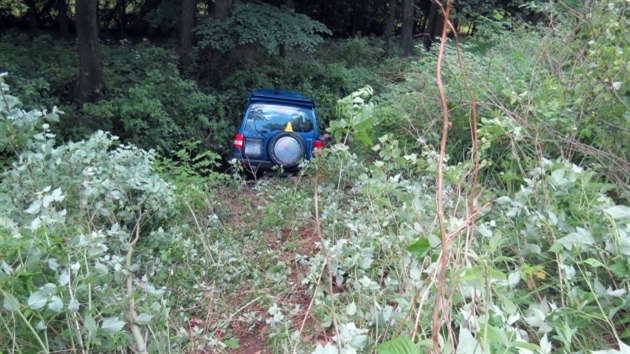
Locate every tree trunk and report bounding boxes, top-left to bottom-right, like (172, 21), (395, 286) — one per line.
(400, 0), (415, 57)
(203, 0), (232, 82)
(24, 0), (39, 32)
(119, 0), (127, 37)
(73, 0), (103, 103)
(139, 0), (162, 36)
(179, 0), (196, 67)
(383, 0), (397, 43)
(57, 0), (69, 38)
(423, 0), (441, 51)
(213, 0), (232, 20)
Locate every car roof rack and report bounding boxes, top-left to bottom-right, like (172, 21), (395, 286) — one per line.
(248, 89), (315, 108)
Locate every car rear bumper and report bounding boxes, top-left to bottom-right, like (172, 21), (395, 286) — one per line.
(232, 153), (274, 172)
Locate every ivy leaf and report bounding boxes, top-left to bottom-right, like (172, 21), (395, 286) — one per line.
(583, 258), (605, 268)
(313, 343), (339, 354)
(135, 313), (153, 325)
(101, 317), (125, 335)
(610, 261), (629, 278)
(592, 341), (630, 354)
(93, 263), (108, 274)
(224, 338), (240, 350)
(28, 291), (48, 310)
(59, 269), (70, 286)
(605, 206), (630, 221)
(377, 336), (421, 354)
(2, 292), (20, 312)
(539, 333), (552, 354)
(69, 298), (80, 312)
(346, 302), (357, 316)
(47, 296), (63, 313)
(406, 238), (431, 260)
(457, 328), (483, 354)
(85, 315), (97, 339)
(557, 227), (594, 250)
(24, 201), (41, 215)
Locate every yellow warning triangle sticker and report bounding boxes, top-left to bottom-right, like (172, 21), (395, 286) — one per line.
(284, 122), (293, 132)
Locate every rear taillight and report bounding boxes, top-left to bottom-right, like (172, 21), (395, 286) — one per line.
(313, 139), (322, 151)
(233, 133), (244, 149)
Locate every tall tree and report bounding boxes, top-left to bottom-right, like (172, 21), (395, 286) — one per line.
(400, 0), (415, 56)
(383, 0), (398, 45)
(179, 0), (196, 67)
(24, 0), (39, 31)
(213, 0), (232, 20)
(423, 0), (442, 51)
(118, 0), (127, 36)
(73, 0), (103, 103)
(56, 0), (69, 38)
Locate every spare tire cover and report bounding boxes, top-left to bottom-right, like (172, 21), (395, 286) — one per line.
(268, 132), (306, 168)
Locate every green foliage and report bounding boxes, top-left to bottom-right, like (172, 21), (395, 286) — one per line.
(246, 3), (630, 351)
(329, 85), (376, 146)
(560, 1), (629, 157)
(0, 72), (60, 170)
(144, 0), (180, 34)
(0, 86), (178, 352)
(377, 336), (423, 354)
(0, 30), (390, 160)
(459, 0), (629, 191)
(482, 159), (630, 352)
(216, 40), (383, 128)
(195, 1), (331, 55)
(0, 32), (76, 109)
(0, 36), (231, 158)
(78, 43), (230, 156)
(322, 37), (387, 68)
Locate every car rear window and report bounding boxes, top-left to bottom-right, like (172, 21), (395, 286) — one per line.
(244, 104), (314, 133)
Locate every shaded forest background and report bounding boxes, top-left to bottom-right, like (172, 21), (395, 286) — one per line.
(1, 0), (545, 161)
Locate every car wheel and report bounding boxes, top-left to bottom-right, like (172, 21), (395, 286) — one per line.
(267, 132), (306, 169)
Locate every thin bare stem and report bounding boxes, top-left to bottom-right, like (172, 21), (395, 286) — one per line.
(432, 0), (453, 351)
(292, 255), (327, 354)
(126, 212), (148, 354)
(185, 200), (216, 265)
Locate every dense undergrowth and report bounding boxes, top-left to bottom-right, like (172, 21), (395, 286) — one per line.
(0, 31), (386, 160)
(1, 0), (629, 353)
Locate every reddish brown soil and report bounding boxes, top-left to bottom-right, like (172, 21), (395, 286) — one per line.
(217, 183), (325, 353)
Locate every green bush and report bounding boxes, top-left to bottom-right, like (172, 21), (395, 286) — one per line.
(1, 80), (181, 352)
(0, 72), (61, 171)
(0, 36), (230, 158)
(0, 32), (76, 109)
(77, 44), (230, 156)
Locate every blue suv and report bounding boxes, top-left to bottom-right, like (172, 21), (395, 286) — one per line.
(232, 89), (321, 176)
